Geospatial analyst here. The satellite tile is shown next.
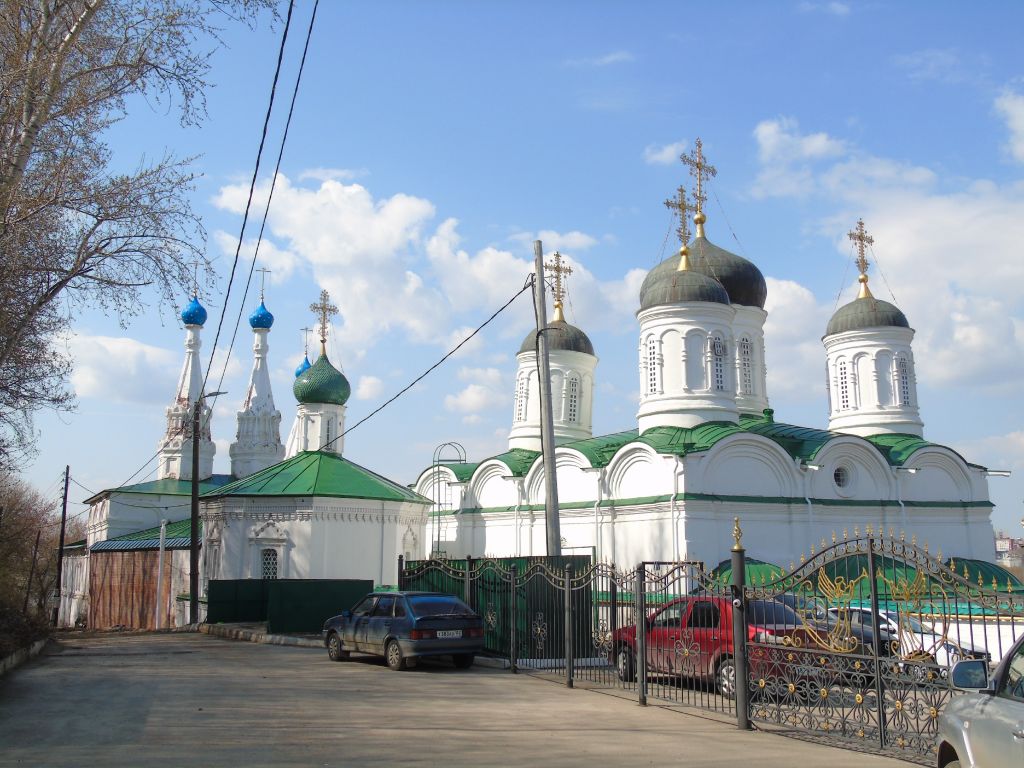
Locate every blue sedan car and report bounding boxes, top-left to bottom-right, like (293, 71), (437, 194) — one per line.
(322, 591), (485, 670)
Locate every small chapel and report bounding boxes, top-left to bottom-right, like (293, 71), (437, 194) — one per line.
(412, 140), (997, 572)
(60, 288), (429, 629)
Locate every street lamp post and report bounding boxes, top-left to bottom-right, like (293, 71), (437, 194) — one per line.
(190, 390), (225, 625)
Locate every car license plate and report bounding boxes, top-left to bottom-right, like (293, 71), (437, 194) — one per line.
(437, 630), (462, 639)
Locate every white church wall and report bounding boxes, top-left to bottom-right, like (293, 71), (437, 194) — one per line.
(688, 435), (801, 498)
(472, 461), (520, 509)
(807, 438), (896, 500)
(88, 492), (194, 547)
(605, 445), (670, 501)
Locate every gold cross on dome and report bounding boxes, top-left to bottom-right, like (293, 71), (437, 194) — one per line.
(544, 251), (572, 307)
(847, 218), (875, 298)
(847, 218), (874, 277)
(310, 290), (338, 351)
(663, 185), (695, 245)
(300, 327), (312, 355)
(680, 137), (717, 215)
(256, 267), (272, 298)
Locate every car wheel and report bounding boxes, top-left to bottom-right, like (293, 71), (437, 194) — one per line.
(327, 632), (349, 662)
(385, 639), (406, 671)
(453, 653), (475, 669)
(717, 657), (737, 699)
(616, 645), (636, 682)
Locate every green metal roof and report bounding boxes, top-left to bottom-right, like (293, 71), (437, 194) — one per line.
(83, 474), (234, 504)
(947, 557), (1024, 592)
(206, 451), (430, 504)
(710, 557), (786, 586)
(436, 462), (480, 482)
(480, 449), (541, 478)
(739, 414), (840, 461)
(114, 518), (195, 541)
(561, 430), (638, 467)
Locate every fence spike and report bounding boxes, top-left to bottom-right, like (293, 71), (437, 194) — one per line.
(911, 533), (917, 546)
(888, 526), (895, 538)
(843, 528), (848, 541)
(993, 576), (999, 591)
(963, 564), (969, 579)
(810, 542), (816, 555)
(1008, 577), (1013, 593)
(832, 530), (837, 544)
(900, 530), (906, 542)
(866, 523), (873, 536)
(790, 561), (796, 572)
(949, 557), (956, 572)
(821, 537), (827, 549)
(977, 572), (984, 588)
(854, 526), (860, 538)
(800, 554), (806, 564)
(935, 546), (942, 562)
(923, 541), (929, 554)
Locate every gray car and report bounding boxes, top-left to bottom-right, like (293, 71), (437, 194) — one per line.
(937, 632), (1024, 767)
(322, 591), (485, 671)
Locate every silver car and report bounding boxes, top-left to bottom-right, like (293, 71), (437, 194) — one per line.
(937, 632), (1024, 767)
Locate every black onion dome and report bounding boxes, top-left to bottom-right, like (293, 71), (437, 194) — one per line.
(638, 264), (730, 310)
(825, 297), (910, 336)
(687, 236), (767, 308)
(519, 318), (595, 355)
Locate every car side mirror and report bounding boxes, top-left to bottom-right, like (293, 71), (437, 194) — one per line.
(341, 610), (352, 620)
(949, 659), (991, 692)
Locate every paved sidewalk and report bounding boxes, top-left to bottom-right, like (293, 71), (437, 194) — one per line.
(0, 632), (912, 767)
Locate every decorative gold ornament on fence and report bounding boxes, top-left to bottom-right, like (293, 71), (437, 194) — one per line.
(732, 517), (743, 551)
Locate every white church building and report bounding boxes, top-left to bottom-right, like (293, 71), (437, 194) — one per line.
(413, 148), (996, 572)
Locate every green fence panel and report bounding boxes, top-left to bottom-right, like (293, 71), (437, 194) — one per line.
(207, 579), (269, 624)
(266, 579), (373, 634)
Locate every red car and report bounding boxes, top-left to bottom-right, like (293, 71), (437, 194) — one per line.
(612, 596), (818, 698)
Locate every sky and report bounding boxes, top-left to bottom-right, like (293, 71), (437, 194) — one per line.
(28, 0), (1024, 538)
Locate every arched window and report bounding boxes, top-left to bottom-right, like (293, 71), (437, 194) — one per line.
(896, 356), (912, 406)
(711, 335), (727, 392)
(739, 337), (753, 395)
(647, 338), (659, 395)
(566, 375), (580, 423)
(515, 374), (529, 422)
(261, 548), (278, 580)
(838, 359), (850, 410)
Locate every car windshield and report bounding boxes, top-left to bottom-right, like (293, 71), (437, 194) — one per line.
(886, 612), (929, 633)
(408, 595), (475, 618)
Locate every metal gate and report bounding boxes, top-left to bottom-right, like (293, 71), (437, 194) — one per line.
(743, 529), (1024, 762)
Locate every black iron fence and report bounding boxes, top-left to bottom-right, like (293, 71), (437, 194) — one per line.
(399, 524), (1024, 765)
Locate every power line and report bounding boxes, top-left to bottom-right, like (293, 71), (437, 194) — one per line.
(200, 0), (297, 397)
(91, 2), (301, 498)
(215, 0), (320, 393)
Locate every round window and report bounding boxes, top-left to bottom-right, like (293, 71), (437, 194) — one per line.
(833, 466), (850, 488)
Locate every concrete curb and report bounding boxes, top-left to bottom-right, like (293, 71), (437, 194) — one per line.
(0, 638), (49, 677)
(201, 623), (322, 648)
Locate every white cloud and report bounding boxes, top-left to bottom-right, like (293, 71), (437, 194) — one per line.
(355, 375), (383, 400)
(510, 228), (600, 253)
(213, 231), (301, 285)
(643, 140), (687, 166)
(893, 49), (965, 84)
(995, 89), (1024, 163)
(444, 384), (508, 414)
(565, 50), (634, 68)
(762, 278), (832, 402)
(214, 174), (442, 355)
(68, 335), (177, 404)
(298, 167), (368, 182)
(750, 111), (1024, 398)
(798, 1), (850, 16)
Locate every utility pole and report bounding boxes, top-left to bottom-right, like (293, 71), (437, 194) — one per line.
(190, 391), (224, 625)
(52, 465), (70, 626)
(533, 240), (562, 556)
(23, 529), (41, 614)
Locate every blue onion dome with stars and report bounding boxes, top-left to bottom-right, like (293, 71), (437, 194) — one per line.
(294, 354), (312, 378)
(181, 295), (207, 327)
(293, 353), (350, 405)
(248, 300), (274, 329)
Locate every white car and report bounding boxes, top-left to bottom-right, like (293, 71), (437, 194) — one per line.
(937, 632), (1024, 767)
(828, 607), (986, 668)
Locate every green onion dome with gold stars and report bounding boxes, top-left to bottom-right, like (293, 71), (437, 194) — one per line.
(293, 353), (350, 406)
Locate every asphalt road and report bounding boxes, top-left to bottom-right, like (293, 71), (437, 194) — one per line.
(0, 633), (911, 767)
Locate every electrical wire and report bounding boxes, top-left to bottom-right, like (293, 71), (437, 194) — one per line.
(214, 0), (320, 394)
(200, 0), (296, 398)
(868, 244), (900, 306)
(95, 2), (299, 496)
